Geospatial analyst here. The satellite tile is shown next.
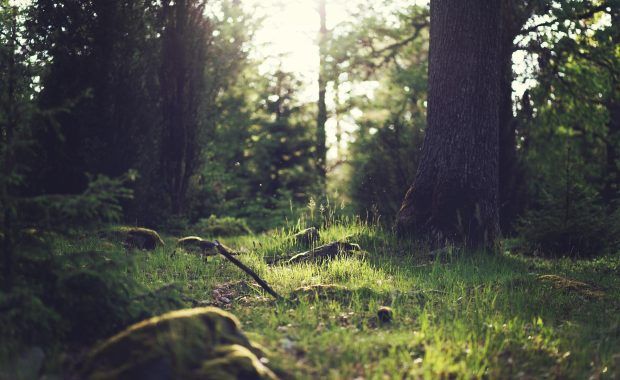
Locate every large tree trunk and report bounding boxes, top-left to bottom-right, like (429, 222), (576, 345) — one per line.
(395, 0), (501, 249)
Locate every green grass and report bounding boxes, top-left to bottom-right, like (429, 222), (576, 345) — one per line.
(4, 219), (620, 379)
(120, 220), (620, 379)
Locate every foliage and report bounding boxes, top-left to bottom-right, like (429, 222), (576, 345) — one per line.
(192, 67), (320, 231)
(21, 0), (254, 225)
(335, 4), (429, 223)
(514, 2), (619, 255)
(516, 184), (618, 257)
(0, 235), (184, 359)
(193, 215), (252, 237)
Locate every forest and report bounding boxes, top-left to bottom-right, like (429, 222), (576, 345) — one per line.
(0, 0), (619, 378)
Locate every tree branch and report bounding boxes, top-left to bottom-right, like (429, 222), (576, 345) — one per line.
(213, 240), (283, 300)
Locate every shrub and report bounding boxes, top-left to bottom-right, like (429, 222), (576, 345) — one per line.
(516, 190), (618, 257)
(54, 270), (131, 345)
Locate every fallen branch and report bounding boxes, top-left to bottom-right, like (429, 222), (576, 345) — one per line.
(214, 240), (283, 300)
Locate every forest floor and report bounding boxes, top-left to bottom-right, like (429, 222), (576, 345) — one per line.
(13, 220), (620, 379)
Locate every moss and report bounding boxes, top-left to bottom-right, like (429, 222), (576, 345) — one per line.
(377, 306), (393, 323)
(193, 344), (276, 380)
(292, 227), (320, 247)
(78, 307), (275, 380)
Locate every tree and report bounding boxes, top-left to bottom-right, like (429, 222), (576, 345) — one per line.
(159, 0), (211, 215)
(395, 0), (502, 249)
(316, 0), (328, 187)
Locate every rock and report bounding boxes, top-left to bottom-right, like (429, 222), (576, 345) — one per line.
(177, 236), (218, 257)
(105, 227), (164, 251)
(193, 215), (252, 237)
(377, 306), (393, 323)
(292, 227), (320, 246)
(77, 307), (277, 380)
(194, 344), (275, 380)
(287, 241), (362, 264)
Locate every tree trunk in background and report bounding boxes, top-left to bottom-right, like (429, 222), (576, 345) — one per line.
(1, 6), (17, 289)
(159, 0), (207, 214)
(603, 12), (620, 209)
(498, 0), (524, 234)
(395, 0), (501, 249)
(316, 0), (328, 186)
(603, 90), (620, 208)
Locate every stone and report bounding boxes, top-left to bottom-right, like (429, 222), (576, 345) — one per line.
(377, 306), (393, 323)
(176, 236), (218, 257)
(77, 307), (276, 380)
(105, 227), (164, 251)
(292, 227), (320, 246)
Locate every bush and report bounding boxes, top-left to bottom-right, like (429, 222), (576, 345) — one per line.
(0, 233), (186, 356)
(516, 190), (618, 257)
(54, 270), (131, 345)
(0, 289), (62, 352)
(193, 215), (252, 237)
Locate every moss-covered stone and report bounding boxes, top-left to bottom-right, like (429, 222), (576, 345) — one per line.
(176, 236), (218, 257)
(193, 344), (275, 380)
(106, 227), (164, 251)
(377, 306), (393, 323)
(286, 241), (362, 264)
(77, 307), (276, 380)
(292, 227), (320, 246)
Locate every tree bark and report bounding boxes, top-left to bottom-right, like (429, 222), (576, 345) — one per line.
(395, 0), (501, 249)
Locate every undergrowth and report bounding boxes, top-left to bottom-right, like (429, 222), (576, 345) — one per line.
(1, 217), (619, 379)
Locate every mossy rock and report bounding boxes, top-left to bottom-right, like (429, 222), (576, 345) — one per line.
(77, 307), (276, 380)
(105, 227), (164, 251)
(377, 306), (393, 323)
(292, 227), (319, 247)
(176, 236), (218, 257)
(286, 241), (362, 264)
(193, 344), (274, 380)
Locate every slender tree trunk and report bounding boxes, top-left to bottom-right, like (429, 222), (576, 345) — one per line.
(603, 12), (620, 209)
(603, 95), (620, 208)
(316, 0), (328, 184)
(395, 0), (501, 249)
(159, 0), (206, 215)
(498, 0), (522, 234)
(2, 7), (17, 289)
